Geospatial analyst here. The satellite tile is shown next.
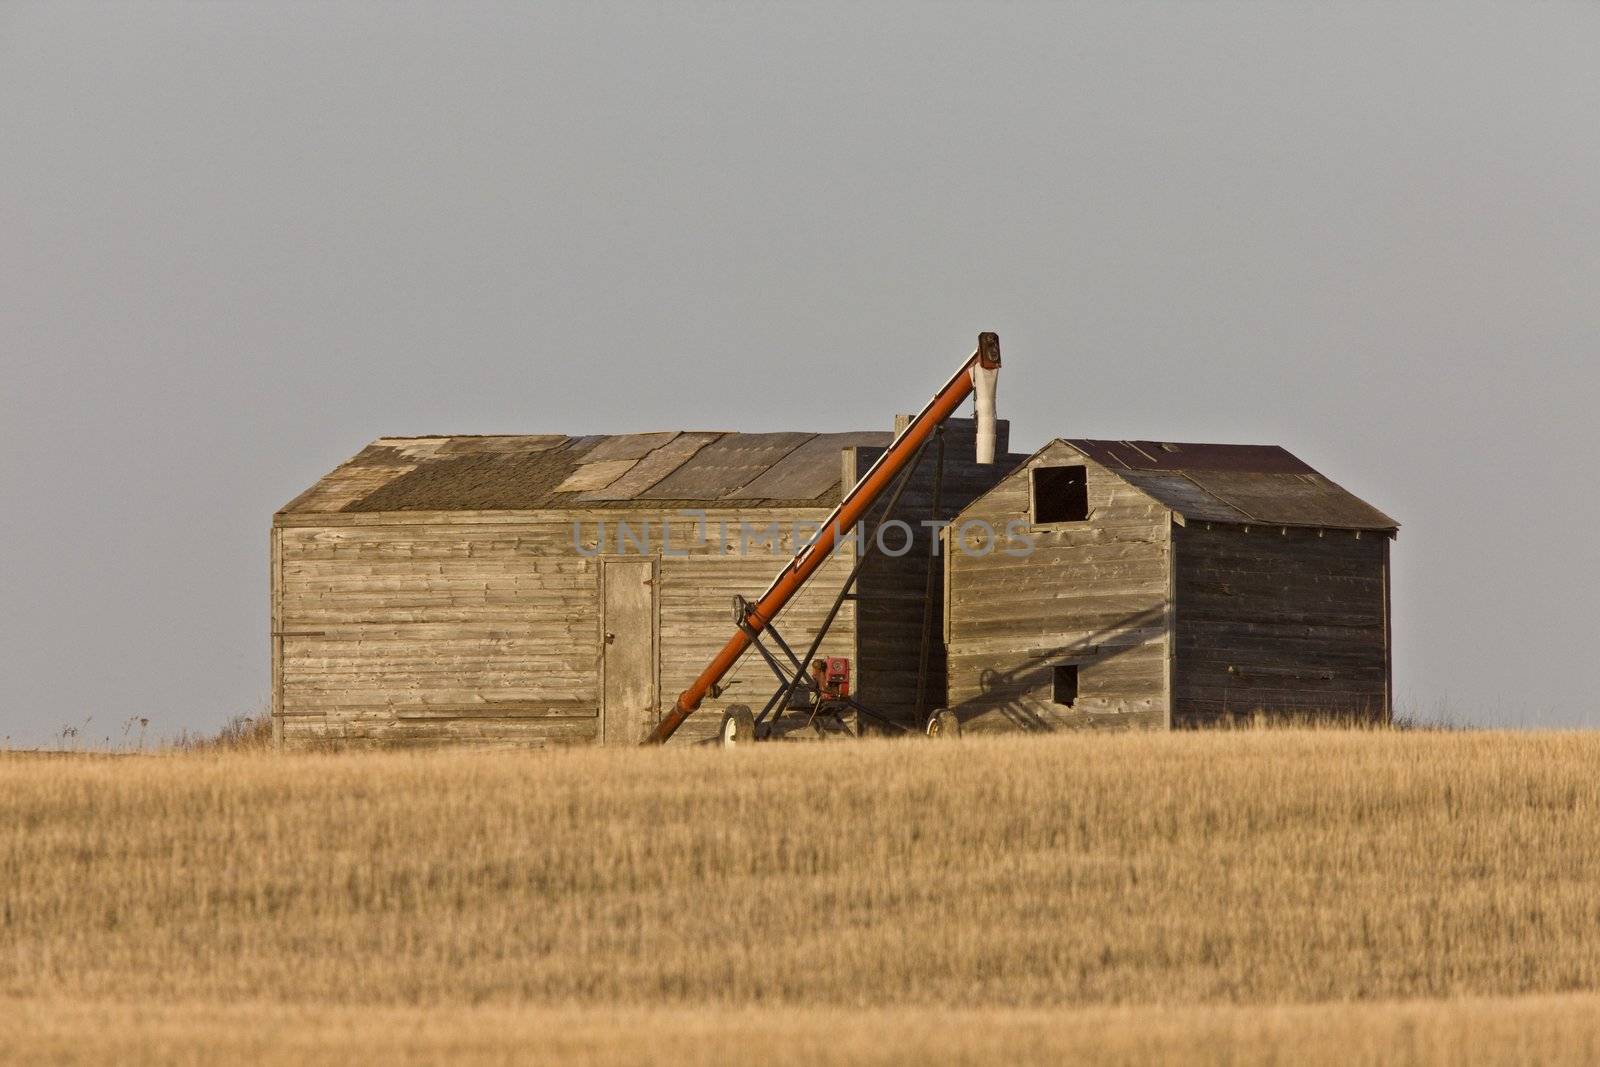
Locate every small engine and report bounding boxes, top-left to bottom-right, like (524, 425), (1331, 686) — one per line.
(810, 656), (851, 700)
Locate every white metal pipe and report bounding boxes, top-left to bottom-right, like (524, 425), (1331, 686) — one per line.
(971, 361), (998, 464)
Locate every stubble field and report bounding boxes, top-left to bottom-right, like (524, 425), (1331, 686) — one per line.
(4, 730), (1600, 1063)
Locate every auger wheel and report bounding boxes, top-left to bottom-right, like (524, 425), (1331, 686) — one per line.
(717, 704), (758, 747)
(925, 708), (961, 740)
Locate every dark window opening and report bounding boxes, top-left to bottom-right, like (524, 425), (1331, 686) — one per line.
(1033, 465), (1088, 523)
(1053, 664), (1079, 707)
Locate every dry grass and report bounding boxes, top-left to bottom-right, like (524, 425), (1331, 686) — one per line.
(5, 993), (1600, 1066)
(4, 730), (1600, 1060)
(174, 708), (274, 752)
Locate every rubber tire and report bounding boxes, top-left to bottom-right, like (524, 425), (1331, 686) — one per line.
(925, 708), (961, 740)
(718, 705), (757, 747)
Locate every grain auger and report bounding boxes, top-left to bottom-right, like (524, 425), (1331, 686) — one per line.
(643, 333), (1002, 746)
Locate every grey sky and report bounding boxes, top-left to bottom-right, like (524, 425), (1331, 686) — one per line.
(3, 2), (1596, 745)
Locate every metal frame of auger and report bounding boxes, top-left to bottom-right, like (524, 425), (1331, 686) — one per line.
(716, 429), (942, 743)
(643, 332), (1001, 746)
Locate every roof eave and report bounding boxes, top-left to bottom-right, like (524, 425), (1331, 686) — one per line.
(1173, 511), (1400, 537)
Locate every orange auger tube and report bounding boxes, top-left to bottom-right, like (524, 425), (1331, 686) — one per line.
(642, 333), (1002, 745)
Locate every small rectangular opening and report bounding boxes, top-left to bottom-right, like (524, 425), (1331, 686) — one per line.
(1033, 465), (1088, 524)
(1052, 664), (1078, 707)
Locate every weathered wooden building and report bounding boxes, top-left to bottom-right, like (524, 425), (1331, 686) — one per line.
(272, 420), (1018, 747)
(942, 439), (1398, 731)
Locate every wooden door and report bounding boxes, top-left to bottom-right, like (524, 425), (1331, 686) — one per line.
(601, 558), (656, 745)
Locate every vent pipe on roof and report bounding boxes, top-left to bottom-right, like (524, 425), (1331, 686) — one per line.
(971, 332), (1000, 464)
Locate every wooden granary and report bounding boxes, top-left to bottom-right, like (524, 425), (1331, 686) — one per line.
(271, 420), (1018, 747)
(941, 439), (1398, 731)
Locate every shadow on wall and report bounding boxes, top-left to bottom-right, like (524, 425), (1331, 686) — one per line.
(947, 605), (1166, 731)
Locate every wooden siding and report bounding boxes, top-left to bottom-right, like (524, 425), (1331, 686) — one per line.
(269, 526), (283, 748)
(273, 508), (856, 748)
(1171, 521), (1390, 724)
(847, 427), (1028, 729)
(653, 512), (859, 745)
(944, 442), (1172, 732)
(600, 557), (657, 745)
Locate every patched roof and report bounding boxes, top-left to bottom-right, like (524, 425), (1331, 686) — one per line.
(1060, 439), (1398, 531)
(278, 430), (895, 515)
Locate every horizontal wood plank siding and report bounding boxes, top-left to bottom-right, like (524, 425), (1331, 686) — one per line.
(270, 526), (283, 747)
(1172, 522), (1390, 725)
(274, 507), (850, 748)
(653, 512), (857, 745)
(276, 518), (599, 747)
(944, 442), (1171, 732)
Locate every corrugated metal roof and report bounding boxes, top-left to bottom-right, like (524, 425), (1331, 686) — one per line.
(1060, 439), (1398, 531)
(278, 429), (896, 514)
(639, 432), (815, 500)
(730, 431), (897, 501)
(1065, 439), (1314, 474)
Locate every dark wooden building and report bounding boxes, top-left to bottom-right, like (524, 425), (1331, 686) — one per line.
(272, 420), (1017, 747)
(942, 439), (1398, 731)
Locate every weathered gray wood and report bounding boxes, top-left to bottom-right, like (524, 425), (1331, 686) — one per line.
(1382, 537), (1393, 722)
(1163, 510), (1176, 730)
(944, 441), (1173, 733)
(274, 424), (1396, 747)
(1170, 521), (1389, 725)
(270, 527), (283, 748)
(601, 558), (656, 745)
(275, 504), (863, 748)
(394, 702), (598, 719)
(844, 440), (1026, 726)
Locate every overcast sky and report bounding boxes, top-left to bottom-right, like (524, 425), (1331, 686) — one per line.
(3, 2), (1597, 746)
